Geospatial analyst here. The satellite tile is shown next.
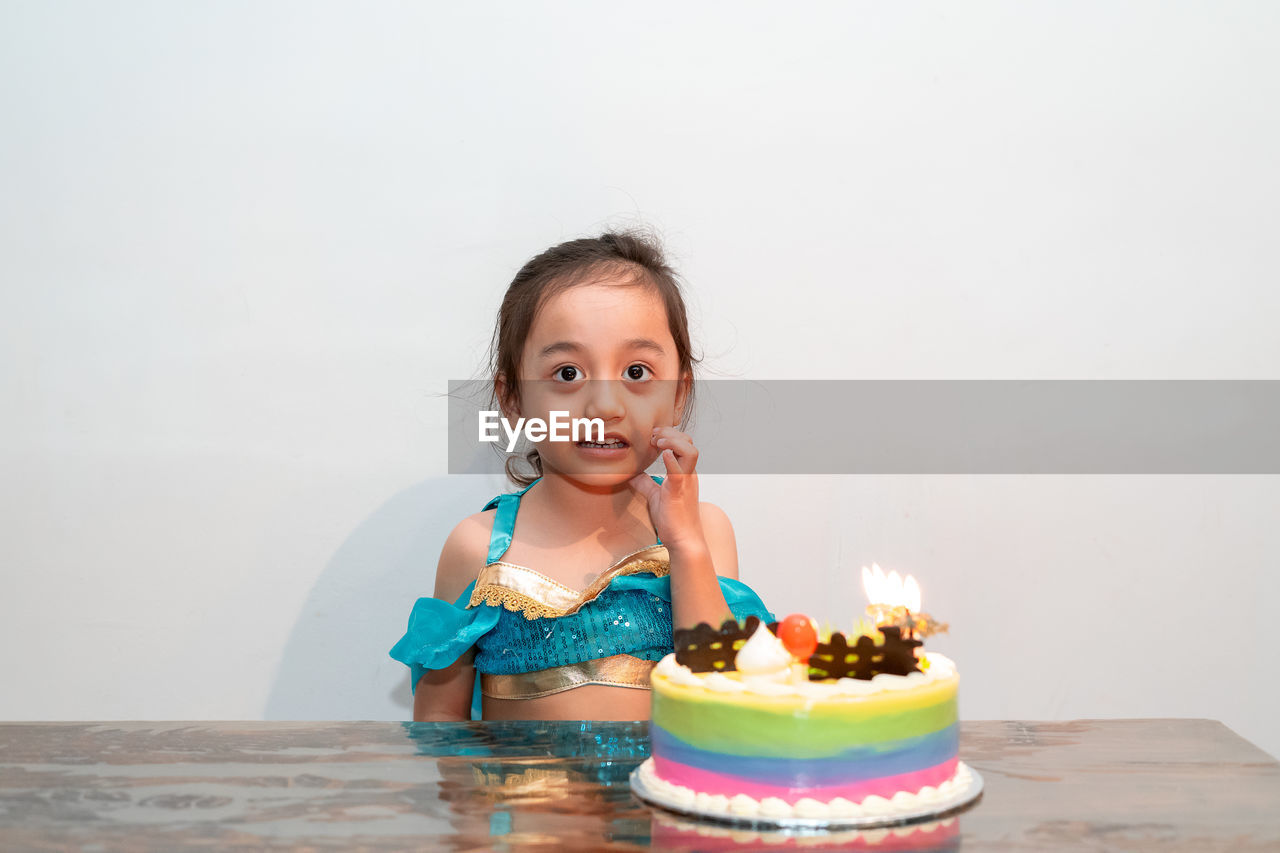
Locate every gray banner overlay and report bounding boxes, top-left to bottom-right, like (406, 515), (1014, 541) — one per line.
(447, 380), (1280, 474)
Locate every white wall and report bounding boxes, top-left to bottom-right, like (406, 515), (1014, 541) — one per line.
(2, 2), (1277, 758)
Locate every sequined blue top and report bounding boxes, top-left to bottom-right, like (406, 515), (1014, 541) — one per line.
(390, 477), (774, 719)
(474, 585), (676, 675)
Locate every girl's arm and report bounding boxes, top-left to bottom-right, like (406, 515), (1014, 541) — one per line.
(414, 651), (475, 722)
(667, 544), (734, 629)
(666, 507), (737, 629)
(411, 513), (488, 722)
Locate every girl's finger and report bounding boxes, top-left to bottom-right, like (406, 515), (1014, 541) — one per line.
(628, 471), (660, 501)
(655, 434), (698, 472)
(652, 426), (691, 444)
(660, 447), (685, 478)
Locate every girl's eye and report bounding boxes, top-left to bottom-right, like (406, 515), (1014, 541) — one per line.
(556, 366), (581, 382)
(625, 364), (651, 381)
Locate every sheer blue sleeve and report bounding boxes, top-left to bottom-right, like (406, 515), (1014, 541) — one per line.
(719, 576), (776, 624)
(389, 581), (498, 720)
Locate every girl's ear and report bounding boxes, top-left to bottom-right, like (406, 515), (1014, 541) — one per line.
(673, 372), (692, 425)
(494, 374), (519, 421)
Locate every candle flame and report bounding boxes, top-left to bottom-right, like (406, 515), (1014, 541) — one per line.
(861, 563), (922, 612)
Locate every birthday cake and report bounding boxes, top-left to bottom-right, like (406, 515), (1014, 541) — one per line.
(630, 566), (979, 827)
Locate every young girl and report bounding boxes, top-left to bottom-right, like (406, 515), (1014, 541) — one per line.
(390, 231), (773, 721)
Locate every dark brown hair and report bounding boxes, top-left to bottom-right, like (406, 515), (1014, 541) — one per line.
(487, 229), (699, 485)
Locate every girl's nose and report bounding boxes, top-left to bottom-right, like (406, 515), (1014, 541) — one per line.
(583, 380), (625, 421)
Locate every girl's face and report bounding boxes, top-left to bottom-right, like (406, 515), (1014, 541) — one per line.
(507, 278), (689, 488)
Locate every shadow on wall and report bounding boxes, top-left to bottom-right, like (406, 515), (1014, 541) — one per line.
(264, 474), (507, 721)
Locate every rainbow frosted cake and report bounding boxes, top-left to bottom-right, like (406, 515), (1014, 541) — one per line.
(631, 568), (978, 826)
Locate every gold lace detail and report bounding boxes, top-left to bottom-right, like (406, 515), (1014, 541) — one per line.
(469, 585), (568, 621)
(468, 544), (670, 620)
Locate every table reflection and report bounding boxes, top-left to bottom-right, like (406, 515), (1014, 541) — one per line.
(403, 720), (652, 847)
(399, 721), (965, 851)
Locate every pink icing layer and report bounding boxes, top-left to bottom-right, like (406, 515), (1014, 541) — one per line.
(652, 755), (959, 806)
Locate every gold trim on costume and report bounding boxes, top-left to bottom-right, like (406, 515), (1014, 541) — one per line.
(480, 654), (656, 699)
(468, 544), (670, 620)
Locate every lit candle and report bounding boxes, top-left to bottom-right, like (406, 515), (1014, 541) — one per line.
(860, 563), (947, 643)
(861, 563), (921, 632)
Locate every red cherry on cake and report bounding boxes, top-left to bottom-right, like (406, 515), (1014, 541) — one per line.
(777, 614), (819, 659)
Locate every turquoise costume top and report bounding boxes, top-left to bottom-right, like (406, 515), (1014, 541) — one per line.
(389, 477), (774, 719)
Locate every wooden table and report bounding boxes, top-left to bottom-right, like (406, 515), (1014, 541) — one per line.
(1, 719), (1276, 851)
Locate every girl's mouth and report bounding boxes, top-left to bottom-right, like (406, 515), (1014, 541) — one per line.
(575, 439), (629, 449)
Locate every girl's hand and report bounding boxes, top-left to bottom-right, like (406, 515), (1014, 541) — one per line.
(631, 426), (734, 630)
(628, 426), (704, 553)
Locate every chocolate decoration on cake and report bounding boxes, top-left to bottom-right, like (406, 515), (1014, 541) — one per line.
(807, 625), (923, 681)
(674, 615), (780, 672)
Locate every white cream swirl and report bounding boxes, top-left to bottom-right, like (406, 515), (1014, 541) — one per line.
(733, 623), (792, 676)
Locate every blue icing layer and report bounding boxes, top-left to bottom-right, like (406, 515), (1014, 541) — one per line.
(650, 722), (959, 786)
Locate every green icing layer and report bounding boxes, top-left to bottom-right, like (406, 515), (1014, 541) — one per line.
(652, 687), (957, 759)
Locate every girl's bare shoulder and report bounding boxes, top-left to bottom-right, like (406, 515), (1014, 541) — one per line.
(698, 501), (739, 580)
(698, 501), (734, 530)
(434, 509), (497, 602)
